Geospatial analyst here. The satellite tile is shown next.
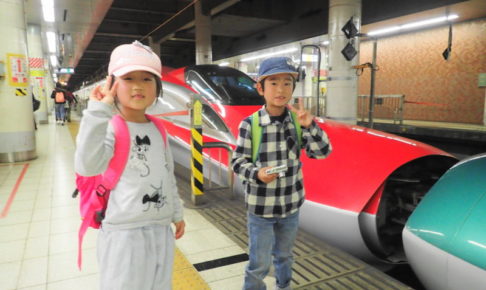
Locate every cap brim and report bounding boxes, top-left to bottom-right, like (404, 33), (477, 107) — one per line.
(112, 65), (161, 78)
(258, 71), (298, 81)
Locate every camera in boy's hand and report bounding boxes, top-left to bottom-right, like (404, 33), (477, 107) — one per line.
(265, 164), (287, 175)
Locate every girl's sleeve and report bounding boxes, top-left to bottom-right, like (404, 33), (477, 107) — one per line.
(231, 119), (261, 184)
(302, 120), (332, 159)
(74, 101), (115, 176)
(165, 138), (183, 222)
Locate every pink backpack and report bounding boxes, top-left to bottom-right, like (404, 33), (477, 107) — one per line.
(74, 114), (167, 269)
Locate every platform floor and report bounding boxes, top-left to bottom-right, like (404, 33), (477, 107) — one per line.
(0, 115), (410, 289)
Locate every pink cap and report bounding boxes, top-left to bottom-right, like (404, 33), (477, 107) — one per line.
(108, 40), (162, 78)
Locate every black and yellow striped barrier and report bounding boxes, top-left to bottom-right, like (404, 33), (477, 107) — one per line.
(15, 88), (27, 96)
(190, 98), (204, 205)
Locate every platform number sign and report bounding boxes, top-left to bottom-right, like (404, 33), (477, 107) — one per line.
(7, 53), (28, 87)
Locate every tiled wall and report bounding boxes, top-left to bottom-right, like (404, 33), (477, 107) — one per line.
(358, 19), (486, 124)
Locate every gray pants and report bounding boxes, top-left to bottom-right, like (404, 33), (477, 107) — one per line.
(97, 225), (175, 290)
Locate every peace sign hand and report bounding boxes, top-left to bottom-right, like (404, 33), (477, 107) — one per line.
(89, 75), (118, 105)
(288, 97), (313, 128)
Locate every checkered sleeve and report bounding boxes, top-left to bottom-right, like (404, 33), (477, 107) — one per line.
(231, 118), (261, 184)
(302, 120), (332, 159)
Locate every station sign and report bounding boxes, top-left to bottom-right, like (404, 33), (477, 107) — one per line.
(56, 67), (75, 74)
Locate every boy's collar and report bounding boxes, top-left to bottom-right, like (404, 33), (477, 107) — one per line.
(259, 106), (291, 126)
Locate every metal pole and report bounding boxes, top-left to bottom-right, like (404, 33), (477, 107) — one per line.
(190, 97), (204, 205)
(368, 38), (377, 128)
(300, 45), (322, 116)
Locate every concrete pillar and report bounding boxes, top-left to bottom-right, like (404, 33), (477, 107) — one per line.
(195, 0), (212, 64)
(0, 0), (36, 162)
(27, 24), (48, 124)
(44, 62), (55, 113)
(326, 0), (361, 124)
(148, 36), (161, 59)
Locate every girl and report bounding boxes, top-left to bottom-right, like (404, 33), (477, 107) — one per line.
(74, 41), (185, 290)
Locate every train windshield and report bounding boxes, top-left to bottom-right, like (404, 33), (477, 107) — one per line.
(186, 65), (264, 106)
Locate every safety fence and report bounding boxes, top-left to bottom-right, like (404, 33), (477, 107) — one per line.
(358, 94), (405, 125)
(294, 95), (327, 117)
(202, 142), (234, 199)
(296, 94), (405, 125)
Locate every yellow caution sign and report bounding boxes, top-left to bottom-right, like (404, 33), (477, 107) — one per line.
(193, 100), (202, 126)
(15, 88), (27, 96)
(190, 98), (204, 205)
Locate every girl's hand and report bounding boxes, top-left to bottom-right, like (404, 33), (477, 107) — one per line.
(288, 97), (313, 128)
(174, 220), (185, 239)
(257, 167), (278, 184)
(89, 75), (117, 105)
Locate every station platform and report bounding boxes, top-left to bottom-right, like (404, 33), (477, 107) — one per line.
(358, 119), (486, 157)
(0, 116), (411, 290)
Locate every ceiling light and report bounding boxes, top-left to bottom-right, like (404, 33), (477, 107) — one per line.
(241, 47), (298, 62)
(321, 41), (330, 46)
(46, 32), (57, 53)
(50, 55), (58, 67)
(41, 0), (55, 22)
(368, 14), (458, 36)
(218, 62), (229, 66)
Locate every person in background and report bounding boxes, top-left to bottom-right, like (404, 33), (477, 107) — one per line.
(64, 89), (78, 122)
(32, 93), (40, 130)
(50, 83), (67, 125)
(231, 57), (332, 290)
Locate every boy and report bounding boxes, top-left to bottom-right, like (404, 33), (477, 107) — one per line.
(231, 57), (332, 290)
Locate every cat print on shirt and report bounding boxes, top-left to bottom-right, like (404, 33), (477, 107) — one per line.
(129, 135), (151, 177)
(142, 180), (167, 211)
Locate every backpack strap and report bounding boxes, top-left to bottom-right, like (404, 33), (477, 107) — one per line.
(77, 114), (130, 270)
(100, 115), (131, 190)
(146, 114), (167, 147)
(289, 111), (302, 148)
(251, 111), (262, 163)
(250, 110), (302, 163)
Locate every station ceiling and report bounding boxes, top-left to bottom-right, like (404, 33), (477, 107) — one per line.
(25, 0), (479, 90)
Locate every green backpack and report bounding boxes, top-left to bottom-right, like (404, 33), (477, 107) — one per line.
(250, 111), (302, 162)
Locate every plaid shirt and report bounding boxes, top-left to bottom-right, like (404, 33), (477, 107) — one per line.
(231, 106), (331, 218)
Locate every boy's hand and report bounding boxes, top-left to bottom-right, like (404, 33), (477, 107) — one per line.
(288, 97), (313, 128)
(89, 75), (117, 105)
(258, 167), (278, 184)
(174, 220), (185, 239)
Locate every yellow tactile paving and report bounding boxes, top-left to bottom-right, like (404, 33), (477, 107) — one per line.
(67, 119), (210, 289)
(67, 120), (80, 142)
(173, 248), (211, 290)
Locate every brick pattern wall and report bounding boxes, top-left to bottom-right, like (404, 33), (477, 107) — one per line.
(358, 19), (486, 124)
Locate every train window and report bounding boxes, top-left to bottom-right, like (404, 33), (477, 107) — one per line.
(186, 65), (264, 106)
(202, 104), (228, 132)
(186, 71), (220, 103)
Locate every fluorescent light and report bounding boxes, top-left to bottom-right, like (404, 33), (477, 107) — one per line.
(368, 26), (400, 36)
(41, 0), (55, 22)
(302, 54), (318, 62)
(219, 62), (229, 66)
(321, 40), (330, 46)
(46, 32), (57, 53)
(241, 47), (298, 62)
(368, 14), (458, 36)
(50, 55), (58, 67)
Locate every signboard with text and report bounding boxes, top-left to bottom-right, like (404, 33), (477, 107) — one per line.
(7, 53), (28, 87)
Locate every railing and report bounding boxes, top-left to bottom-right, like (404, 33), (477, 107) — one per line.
(358, 94), (405, 125)
(202, 142), (235, 199)
(293, 95), (326, 117)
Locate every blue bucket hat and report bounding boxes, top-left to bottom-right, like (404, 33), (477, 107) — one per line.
(257, 57), (298, 81)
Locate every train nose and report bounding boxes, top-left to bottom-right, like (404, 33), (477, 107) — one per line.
(403, 153), (486, 290)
